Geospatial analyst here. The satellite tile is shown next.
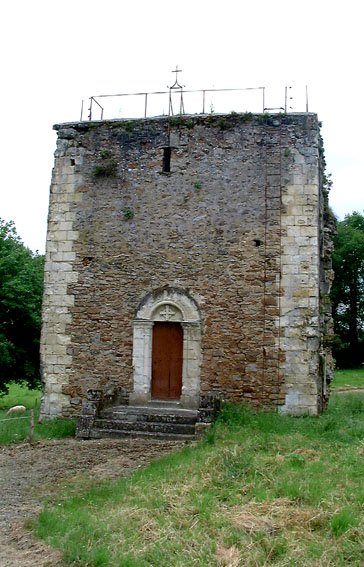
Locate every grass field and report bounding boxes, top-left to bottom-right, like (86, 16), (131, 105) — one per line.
(331, 367), (364, 389)
(31, 390), (364, 567)
(0, 382), (75, 445)
(0, 381), (42, 409)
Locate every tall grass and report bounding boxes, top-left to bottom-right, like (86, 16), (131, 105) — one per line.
(0, 406), (75, 445)
(32, 392), (364, 566)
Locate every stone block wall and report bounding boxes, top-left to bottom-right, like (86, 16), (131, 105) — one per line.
(40, 113), (333, 420)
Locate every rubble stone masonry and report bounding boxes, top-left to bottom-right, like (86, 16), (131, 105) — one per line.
(40, 113), (334, 420)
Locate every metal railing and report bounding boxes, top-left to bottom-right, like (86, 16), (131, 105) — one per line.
(81, 85), (309, 122)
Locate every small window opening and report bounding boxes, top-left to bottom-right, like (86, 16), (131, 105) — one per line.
(70, 158), (76, 166)
(82, 256), (94, 266)
(162, 147), (171, 172)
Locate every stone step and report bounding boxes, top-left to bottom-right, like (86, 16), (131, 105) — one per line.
(77, 404), (207, 441)
(146, 400), (182, 409)
(101, 406), (198, 425)
(93, 418), (196, 436)
(103, 405), (198, 416)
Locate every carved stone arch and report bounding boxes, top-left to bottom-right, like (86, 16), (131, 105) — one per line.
(135, 287), (200, 322)
(130, 288), (201, 409)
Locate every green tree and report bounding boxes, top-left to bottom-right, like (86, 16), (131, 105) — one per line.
(0, 219), (44, 393)
(331, 211), (364, 368)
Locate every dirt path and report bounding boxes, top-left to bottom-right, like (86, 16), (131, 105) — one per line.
(0, 437), (185, 567)
(332, 387), (364, 394)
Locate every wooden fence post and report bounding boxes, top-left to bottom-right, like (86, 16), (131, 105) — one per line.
(29, 409), (34, 444)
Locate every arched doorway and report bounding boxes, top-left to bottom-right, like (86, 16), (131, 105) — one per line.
(130, 288), (201, 409)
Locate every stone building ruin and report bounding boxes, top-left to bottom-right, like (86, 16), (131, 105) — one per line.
(40, 111), (334, 435)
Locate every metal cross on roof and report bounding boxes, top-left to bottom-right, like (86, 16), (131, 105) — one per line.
(167, 66), (185, 132)
(168, 66), (184, 90)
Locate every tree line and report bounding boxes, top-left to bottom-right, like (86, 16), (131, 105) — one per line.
(0, 219), (44, 394)
(0, 211), (363, 394)
(331, 211), (364, 368)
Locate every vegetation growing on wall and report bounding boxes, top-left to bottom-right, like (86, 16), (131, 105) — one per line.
(92, 159), (118, 178)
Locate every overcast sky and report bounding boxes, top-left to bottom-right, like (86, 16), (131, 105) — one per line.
(1, 0), (363, 254)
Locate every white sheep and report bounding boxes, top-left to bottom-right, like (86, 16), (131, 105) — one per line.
(6, 405), (26, 416)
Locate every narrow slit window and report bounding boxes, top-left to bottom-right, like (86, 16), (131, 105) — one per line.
(163, 147), (171, 172)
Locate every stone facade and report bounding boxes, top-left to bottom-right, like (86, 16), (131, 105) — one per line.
(40, 113), (334, 420)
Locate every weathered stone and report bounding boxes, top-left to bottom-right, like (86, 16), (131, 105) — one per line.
(195, 422), (211, 439)
(40, 113), (334, 422)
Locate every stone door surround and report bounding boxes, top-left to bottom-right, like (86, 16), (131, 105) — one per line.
(130, 288), (201, 409)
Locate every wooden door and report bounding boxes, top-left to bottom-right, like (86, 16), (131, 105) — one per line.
(152, 323), (183, 400)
